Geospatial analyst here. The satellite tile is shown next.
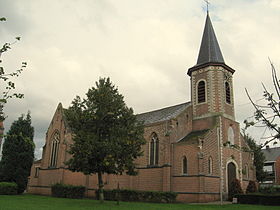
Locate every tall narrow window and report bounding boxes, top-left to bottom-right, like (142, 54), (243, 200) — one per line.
(208, 156), (213, 175)
(225, 82), (231, 104)
(228, 127), (234, 145)
(149, 133), (159, 165)
(182, 156), (188, 174)
(197, 81), (206, 103)
(34, 167), (40, 178)
(49, 132), (60, 168)
(244, 164), (249, 179)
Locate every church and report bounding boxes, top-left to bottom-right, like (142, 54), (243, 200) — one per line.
(28, 13), (256, 202)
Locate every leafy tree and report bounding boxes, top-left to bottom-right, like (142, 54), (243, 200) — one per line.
(245, 60), (280, 147)
(65, 77), (145, 202)
(243, 133), (266, 182)
(0, 17), (26, 121)
(0, 112), (34, 194)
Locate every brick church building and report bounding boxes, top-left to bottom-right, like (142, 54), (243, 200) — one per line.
(28, 13), (256, 202)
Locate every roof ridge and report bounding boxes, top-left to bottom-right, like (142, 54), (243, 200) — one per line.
(137, 101), (190, 116)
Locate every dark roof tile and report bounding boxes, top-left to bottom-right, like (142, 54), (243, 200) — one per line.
(136, 102), (191, 125)
(262, 147), (280, 162)
(196, 14), (224, 65)
(178, 129), (209, 143)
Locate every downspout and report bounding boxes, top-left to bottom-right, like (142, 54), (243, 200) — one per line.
(217, 116), (223, 204)
(167, 120), (173, 192)
(170, 142), (174, 192)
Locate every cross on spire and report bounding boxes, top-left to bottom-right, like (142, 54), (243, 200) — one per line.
(204, 0), (210, 13)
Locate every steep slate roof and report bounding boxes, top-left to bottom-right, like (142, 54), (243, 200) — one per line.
(61, 102), (191, 126)
(196, 13), (224, 65)
(136, 102), (191, 125)
(262, 147), (280, 162)
(177, 129), (209, 143)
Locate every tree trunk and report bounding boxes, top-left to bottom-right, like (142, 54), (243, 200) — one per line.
(97, 172), (104, 203)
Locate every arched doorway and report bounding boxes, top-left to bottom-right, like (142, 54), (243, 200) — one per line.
(227, 162), (236, 193)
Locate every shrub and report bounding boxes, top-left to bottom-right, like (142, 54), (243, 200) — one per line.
(96, 189), (177, 203)
(259, 185), (280, 194)
(228, 179), (243, 201)
(246, 180), (257, 193)
(0, 182), (17, 195)
(51, 183), (85, 199)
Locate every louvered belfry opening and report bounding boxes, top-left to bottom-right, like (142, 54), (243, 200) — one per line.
(225, 82), (231, 104)
(197, 81), (206, 103)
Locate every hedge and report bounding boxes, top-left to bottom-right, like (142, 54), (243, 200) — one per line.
(51, 183), (85, 199)
(235, 194), (280, 206)
(0, 182), (18, 195)
(96, 189), (177, 203)
(259, 185), (280, 194)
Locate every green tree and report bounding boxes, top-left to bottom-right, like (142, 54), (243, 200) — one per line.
(243, 133), (266, 182)
(65, 78), (145, 202)
(0, 112), (34, 193)
(0, 17), (26, 121)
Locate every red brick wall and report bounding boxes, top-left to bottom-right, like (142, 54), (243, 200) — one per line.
(41, 104), (68, 169)
(202, 124), (219, 176)
(204, 177), (220, 192)
(276, 157), (280, 184)
(172, 177), (199, 192)
(173, 141), (199, 176)
(28, 102), (256, 203)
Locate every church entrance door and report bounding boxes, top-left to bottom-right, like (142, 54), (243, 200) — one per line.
(227, 162), (236, 193)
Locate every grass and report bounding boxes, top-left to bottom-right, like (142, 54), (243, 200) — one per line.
(0, 194), (279, 210)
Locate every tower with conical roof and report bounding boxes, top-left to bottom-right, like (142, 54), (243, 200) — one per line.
(188, 13), (235, 121)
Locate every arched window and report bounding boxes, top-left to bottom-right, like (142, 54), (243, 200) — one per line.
(182, 156), (188, 174)
(225, 82), (231, 104)
(197, 81), (206, 103)
(208, 156), (213, 175)
(228, 127), (234, 145)
(149, 133), (159, 165)
(49, 132), (60, 167)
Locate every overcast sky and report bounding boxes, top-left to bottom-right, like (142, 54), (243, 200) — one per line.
(1, 0), (280, 158)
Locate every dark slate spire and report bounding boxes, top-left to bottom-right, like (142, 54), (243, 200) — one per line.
(196, 13), (224, 65)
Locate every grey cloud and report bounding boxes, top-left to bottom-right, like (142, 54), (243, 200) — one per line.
(2, 0), (280, 159)
(0, 0), (31, 36)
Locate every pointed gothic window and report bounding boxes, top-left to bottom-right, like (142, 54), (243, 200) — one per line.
(225, 82), (231, 104)
(149, 133), (159, 165)
(49, 131), (60, 168)
(197, 81), (206, 103)
(182, 156), (188, 174)
(208, 156), (213, 175)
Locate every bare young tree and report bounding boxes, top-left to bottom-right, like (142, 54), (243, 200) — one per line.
(0, 17), (26, 121)
(245, 59), (280, 147)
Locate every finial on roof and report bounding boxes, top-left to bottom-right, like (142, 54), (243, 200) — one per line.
(188, 6), (235, 75)
(204, 0), (210, 14)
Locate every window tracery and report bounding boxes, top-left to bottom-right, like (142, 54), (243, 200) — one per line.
(49, 131), (60, 168)
(149, 133), (159, 165)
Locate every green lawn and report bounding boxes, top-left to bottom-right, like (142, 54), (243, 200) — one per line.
(0, 194), (278, 210)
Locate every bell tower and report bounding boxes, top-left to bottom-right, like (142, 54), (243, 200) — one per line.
(188, 13), (235, 121)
